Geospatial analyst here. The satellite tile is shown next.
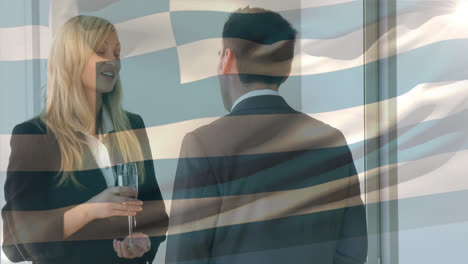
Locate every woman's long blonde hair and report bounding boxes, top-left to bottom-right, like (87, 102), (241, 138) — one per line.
(42, 15), (144, 187)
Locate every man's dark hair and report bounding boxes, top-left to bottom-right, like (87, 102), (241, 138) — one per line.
(222, 7), (297, 86)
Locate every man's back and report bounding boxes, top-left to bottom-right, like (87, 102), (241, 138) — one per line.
(167, 95), (367, 264)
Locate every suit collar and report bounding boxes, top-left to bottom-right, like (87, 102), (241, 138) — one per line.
(230, 95), (297, 116)
(231, 89), (280, 111)
(32, 117), (112, 191)
(100, 106), (114, 134)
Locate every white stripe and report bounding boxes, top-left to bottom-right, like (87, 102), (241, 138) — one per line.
(163, 148), (468, 235)
(311, 80), (468, 146)
(396, 150), (468, 201)
(1, 79), (466, 170)
(176, 7), (468, 83)
(48, 0), (78, 36)
(0, 147), (465, 237)
(2, 5), (466, 71)
(131, 80), (468, 160)
(48, 0), (123, 35)
(169, 0), (356, 12)
(0, 12), (176, 61)
(176, 38), (222, 83)
(115, 12), (176, 58)
(0, 26), (51, 61)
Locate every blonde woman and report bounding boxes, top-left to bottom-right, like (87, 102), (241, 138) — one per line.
(2, 16), (168, 263)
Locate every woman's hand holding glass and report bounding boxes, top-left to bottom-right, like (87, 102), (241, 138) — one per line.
(85, 186), (142, 221)
(115, 163), (139, 245)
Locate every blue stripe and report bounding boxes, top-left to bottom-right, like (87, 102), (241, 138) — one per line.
(396, 39), (468, 95)
(382, 189), (468, 232)
(351, 108), (468, 171)
(0, 0), (50, 28)
(2, 38), (466, 133)
(300, 1), (363, 39)
(304, 38), (468, 113)
(170, 2), (364, 46)
(0, 59), (47, 133)
(0, 0), (170, 28)
(80, 0), (169, 25)
(165, 187), (468, 263)
(126, 38), (468, 129)
(149, 107), (467, 198)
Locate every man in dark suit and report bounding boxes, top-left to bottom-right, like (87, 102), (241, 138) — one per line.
(166, 7), (367, 264)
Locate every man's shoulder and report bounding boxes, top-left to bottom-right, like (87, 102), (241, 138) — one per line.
(298, 113), (348, 147)
(299, 113), (347, 138)
(188, 111), (347, 148)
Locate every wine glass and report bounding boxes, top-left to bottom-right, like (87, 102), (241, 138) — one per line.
(115, 163), (138, 245)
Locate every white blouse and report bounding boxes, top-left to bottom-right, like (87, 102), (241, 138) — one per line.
(80, 108), (116, 188)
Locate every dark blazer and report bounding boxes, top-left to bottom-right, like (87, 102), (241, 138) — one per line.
(166, 95), (367, 264)
(2, 112), (168, 264)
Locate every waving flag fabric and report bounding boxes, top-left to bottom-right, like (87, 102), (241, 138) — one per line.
(1, 0), (468, 263)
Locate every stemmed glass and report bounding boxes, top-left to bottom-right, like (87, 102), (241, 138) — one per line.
(116, 163), (138, 245)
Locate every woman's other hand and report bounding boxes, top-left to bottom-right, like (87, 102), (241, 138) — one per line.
(113, 232), (151, 259)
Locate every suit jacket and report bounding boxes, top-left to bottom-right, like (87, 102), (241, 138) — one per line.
(2, 112), (168, 264)
(166, 95), (367, 264)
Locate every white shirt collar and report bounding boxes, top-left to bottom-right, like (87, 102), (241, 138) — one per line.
(100, 107), (114, 134)
(77, 107), (114, 136)
(231, 89), (280, 112)
(79, 107), (116, 187)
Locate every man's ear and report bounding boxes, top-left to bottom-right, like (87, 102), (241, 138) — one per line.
(280, 64), (292, 84)
(222, 48), (238, 75)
